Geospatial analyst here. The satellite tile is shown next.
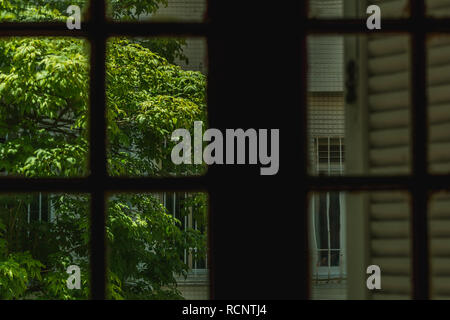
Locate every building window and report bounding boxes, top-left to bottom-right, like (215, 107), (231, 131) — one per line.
(313, 137), (345, 175)
(163, 192), (208, 271)
(28, 193), (50, 223)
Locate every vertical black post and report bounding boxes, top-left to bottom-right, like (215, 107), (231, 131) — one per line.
(205, 0), (216, 300)
(410, 0), (429, 300)
(299, 0), (310, 300)
(89, 0), (107, 300)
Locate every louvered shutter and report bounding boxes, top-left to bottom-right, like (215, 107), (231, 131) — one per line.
(346, 1), (413, 300)
(428, 0), (450, 16)
(427, 27), (450, 298)
(367, 29), (412, 299)
(371, 0), (409, 18)
(430, 193), (450, 299)
(428, 35), (450, 173)
(367, 34), (411, 176)
(348, 0), (450, 300)
(309, 0), (343, 18)
(369, 191), (411, 299)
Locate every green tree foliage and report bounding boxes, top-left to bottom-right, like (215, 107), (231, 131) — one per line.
(0, 0), (207, 299)
(0, 0), (188, 63)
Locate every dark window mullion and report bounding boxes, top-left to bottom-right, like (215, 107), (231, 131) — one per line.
(410, 0), (430, 300)
(300, 0), (310, 300)
(89, 0), (107, 300)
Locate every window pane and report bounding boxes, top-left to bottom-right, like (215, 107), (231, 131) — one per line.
(0, 193), (90, 300)
(0, 0), (87, 23)
(107, 0), (206, 22)
(106, 37), (208, 177)
(309, 191), (412, 300)
(106, 192), (209, 300)
(427, 34), (450, 174)
(0, 37), (89, 177)
(427, 0), (450, 17)
(309, 0), (410, 19)
(309, 0), (343, 18)
(429, 192), (450, 299)
(307, 35), (412, 176)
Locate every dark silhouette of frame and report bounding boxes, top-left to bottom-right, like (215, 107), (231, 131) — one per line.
(0, 0), (446, 300)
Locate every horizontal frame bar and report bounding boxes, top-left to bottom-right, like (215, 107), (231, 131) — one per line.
(3, 19), (450, 37)
(1, 175), (450, 192)
(303, 19), (450, 33)
(0, 176), (209, 192)
(0, 22), (210, 37)
(307, 176), (450, 191)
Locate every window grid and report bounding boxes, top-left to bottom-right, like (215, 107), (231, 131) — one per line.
(162, 192), (207, 271)
(314, 137), (344, 172)
(300, 0), (433, 300)
(0, 0), (447, 300)
(0, 0), (210, 300)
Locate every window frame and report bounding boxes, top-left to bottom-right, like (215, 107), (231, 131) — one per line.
(0, 0), (446, 300)
(0, 0), (210, 300)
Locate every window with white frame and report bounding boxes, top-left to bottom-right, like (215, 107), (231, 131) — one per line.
(27, 193), (51, 223)
(313, 137), (345, 175)
(311, 136), (346, 281)
(163, 192), (207, 271)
